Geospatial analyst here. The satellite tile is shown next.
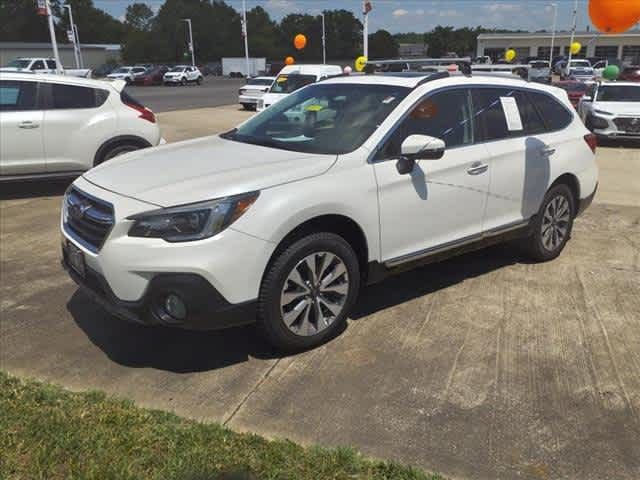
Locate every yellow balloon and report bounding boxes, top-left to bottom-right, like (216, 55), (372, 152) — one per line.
(570, 42), (582, 55)
(355, 55), (368, 72)
(505, 49), (516, 62)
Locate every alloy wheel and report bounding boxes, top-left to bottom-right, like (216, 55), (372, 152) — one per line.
(541, 195), (571, 251)
(280, 251), (349, 336)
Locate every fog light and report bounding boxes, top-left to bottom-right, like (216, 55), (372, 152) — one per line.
(164, 294), (187, 320)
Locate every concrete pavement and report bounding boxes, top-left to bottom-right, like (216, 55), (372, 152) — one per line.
(1, 107), (639, 480)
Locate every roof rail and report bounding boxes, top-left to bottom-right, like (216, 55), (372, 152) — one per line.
(414, 71), (450, 88)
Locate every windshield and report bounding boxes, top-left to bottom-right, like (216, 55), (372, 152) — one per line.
(570, 61), (590, 68)
(222, 83), (410, 155)
(248, 78), (273, 86)
(169, 67), (185, 72)
(269, 74), (316, 94)
(596, 85), (640, 102)
(6, 59), (31, 68)
(530, 62), (548, 69)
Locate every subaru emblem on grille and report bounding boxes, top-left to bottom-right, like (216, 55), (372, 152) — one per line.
(69, 202), (91, 220)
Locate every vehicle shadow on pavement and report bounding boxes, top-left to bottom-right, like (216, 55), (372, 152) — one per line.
(0, 179), (72, 200)
(67, 292), (281, 374)
(351, 242), (525, 319)
(68, 243), (526, 372)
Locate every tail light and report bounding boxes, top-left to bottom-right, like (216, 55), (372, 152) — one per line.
(584, 133), (597, 154)
(120, 91), (156, 123)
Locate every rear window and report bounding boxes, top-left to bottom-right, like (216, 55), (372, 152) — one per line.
(49, 83), (109, 109)
(247, 78), (273, 86)
(0, 80), (37, 111)
(528, 91), (573, 130)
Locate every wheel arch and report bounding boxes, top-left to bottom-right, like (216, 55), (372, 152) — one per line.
(263, 214), (370, 284)
(94, 135), (152, 166)
(550, 173), (580, 210)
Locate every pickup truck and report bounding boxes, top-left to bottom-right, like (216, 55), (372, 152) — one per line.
(2, 57), (92, 78)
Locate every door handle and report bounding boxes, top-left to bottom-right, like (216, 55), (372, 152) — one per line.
(541, 146), (556, 156)
(19, 121), (39, 129)
(467, 162), (488, 175)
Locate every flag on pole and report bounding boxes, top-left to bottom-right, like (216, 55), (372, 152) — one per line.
(36, 0), (47, 16)
(241, 19), (247, 38)
(363, 1), (372, 15)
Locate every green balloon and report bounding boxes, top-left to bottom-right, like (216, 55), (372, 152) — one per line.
(602, 65), (620, 80)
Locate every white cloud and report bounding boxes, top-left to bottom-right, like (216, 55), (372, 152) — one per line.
(439, 9), (462, 17)
(483, 3), (522, 12)
(392, 8), (409, 17)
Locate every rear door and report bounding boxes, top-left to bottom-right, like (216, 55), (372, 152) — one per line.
(41, 81), (116, 173)
(0, 79), (45, 175)
(479, 88), (572, 230)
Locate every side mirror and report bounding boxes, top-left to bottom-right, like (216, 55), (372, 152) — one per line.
(401, 134), (445, 160)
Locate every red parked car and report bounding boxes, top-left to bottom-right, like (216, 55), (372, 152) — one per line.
(620, 66), (640, 82)
(553, 80), (588, 108)
(133, 65), (169, 86)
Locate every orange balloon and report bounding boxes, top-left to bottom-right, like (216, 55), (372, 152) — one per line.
(285, 56), (295, 66)
(589, 0), (640, 33)
(294, 34), (307, 50)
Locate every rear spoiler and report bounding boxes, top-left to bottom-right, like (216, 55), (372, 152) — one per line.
(109, 79), (127, 93)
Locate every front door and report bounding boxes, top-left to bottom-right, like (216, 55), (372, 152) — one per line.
(373, 88), (491, 263)
(0, 80), (45, 175)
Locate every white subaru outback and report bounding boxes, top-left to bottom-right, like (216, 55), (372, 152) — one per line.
(61, 72), (598, 351)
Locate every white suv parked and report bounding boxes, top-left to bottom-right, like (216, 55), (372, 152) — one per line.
(1, 72), (162, 181)
(61, 73), (598, 351)
(106, 66), (147, 84)
(163, 65), (203, 86)
(578, 82), (640, 140)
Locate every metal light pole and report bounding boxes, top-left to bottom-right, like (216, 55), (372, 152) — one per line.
(548, 3), (558, 69)
(321, 13), (326, 64)
(363, 3), (369, 58)
(182, 18), (195, 66)
(45, 0), (62, 74)
(242, 0), (250, 77)
(566, 0), (578, 77)
(74, 24), (84, 68)
(64, 4), (80, 68)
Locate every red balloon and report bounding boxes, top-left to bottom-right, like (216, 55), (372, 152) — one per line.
(589, 0), (640, 33)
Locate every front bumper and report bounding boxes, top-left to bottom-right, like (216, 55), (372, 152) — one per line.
(163, 76), (184, 83)
(239, 95), (261, 105)
(62, 251), (256, 329)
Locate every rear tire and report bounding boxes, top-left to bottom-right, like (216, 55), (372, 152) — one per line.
(257, 233), (360, 352)
(180, 77), (186, 86)
(522, 184), (575, 262)
(96, 143), (141, 165)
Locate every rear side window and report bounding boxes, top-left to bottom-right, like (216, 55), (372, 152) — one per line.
(46, 60), (57, 69)
(32, 60), (45, 70)
(471, 88), (513, 142)
(514, 91), (546, 135)
(49, 83), (109, 109)
(528, 92), (572, 131)
(0, 80), (38, 111)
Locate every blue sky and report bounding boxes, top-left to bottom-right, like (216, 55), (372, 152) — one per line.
(94, 0), (602, 34)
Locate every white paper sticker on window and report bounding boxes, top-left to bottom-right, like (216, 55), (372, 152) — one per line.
(500, 96), (523, 131)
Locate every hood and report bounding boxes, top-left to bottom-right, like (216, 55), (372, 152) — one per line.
(83, 135), (336, 207)
(594, 101), (640, 116)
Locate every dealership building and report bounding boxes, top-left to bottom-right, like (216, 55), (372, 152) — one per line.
(0, 42), (121, 69)
(477, 30), (640, 64)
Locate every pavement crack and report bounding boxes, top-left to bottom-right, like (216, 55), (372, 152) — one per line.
(222, 357), (282, 427)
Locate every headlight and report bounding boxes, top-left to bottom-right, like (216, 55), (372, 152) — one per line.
(594, 109), (613, 116)
(127, 192), (259, 242)
(239, 89), (245, 95)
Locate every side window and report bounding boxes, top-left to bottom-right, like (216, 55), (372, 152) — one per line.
(514, 91), (546, 135)
(46, 60), (57, 70)
(50, 83), (97, 109)
(380, 88), (473, 157)
(95, 89), (110, 107)
(528, 92), (572, 131)
(32, 60), (45, 70)
(0, 80), (38, 111)
(471, 88), (514, 142)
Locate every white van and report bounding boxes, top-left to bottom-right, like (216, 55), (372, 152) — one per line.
(257, 64), (343, 111)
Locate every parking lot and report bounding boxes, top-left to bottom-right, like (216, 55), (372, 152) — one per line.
(1, 104), (639, 480)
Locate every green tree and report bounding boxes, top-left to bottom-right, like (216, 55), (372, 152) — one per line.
(323, 9), (362, 60)
(125, 2), (154, 32)
(246, 6), (283, 59)
(368, 29), (398, 59)
(0, 0), (64, 42)
(53, 0), (124, 44)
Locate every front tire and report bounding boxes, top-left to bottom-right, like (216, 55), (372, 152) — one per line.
(96, 143), (141, 165)
(180, 77), (186, 86)
(522, 184), (575, 262)
(258, 233), (360, 351)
